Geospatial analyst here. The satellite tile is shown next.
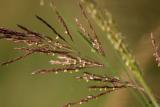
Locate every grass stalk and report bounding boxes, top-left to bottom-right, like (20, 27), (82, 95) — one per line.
(80, 0), (159, 107)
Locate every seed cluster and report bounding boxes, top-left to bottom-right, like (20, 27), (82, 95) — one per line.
(0, 1), (104, 75)
(76, 3), (105, 56)
(32, 54), (103, 75)
(64, 72), (141, 107)
(0, 1), (142, 107)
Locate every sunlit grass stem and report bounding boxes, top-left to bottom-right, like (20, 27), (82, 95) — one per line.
(80, 0), (159, 107)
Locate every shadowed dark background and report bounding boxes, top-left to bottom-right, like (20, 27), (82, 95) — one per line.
(0, 0), (160, 107)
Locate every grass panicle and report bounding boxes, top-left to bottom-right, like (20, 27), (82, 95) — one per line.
(0, 0), (159, 107)
(64, 71), (144, 107)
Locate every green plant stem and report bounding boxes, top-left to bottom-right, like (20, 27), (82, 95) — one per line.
(80, 0), (159, 107)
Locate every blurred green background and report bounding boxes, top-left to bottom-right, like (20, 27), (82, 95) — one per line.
(0, 0), (160, 107)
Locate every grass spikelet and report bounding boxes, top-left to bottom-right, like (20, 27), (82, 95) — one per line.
(36, 15), (66, 42)
(49, 1), (73, 41)
(79, 2), (105, 56)
(64, 72), (144, 107)
(150, 33), (160, 67)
